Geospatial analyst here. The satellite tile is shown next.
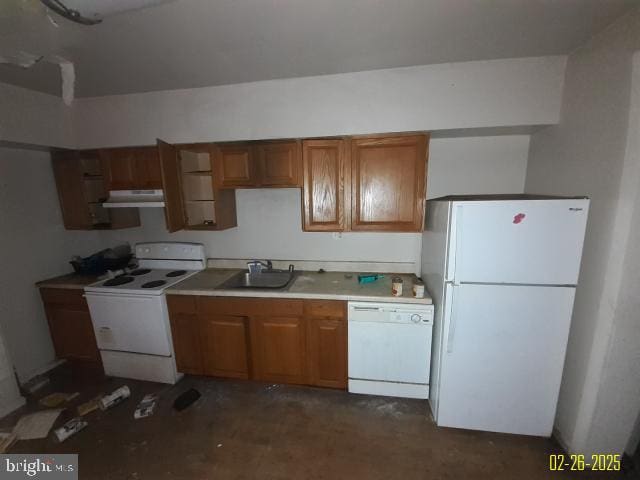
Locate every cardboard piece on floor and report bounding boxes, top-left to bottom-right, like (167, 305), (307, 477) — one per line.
(39, 392), (80, 408)
(0, 432), (16, 453)
(77, 395), (102, 416)
(13, 409), (62, 440)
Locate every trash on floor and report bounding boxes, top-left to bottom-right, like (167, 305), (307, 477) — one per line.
(54, 417), (88, 442)
(22, 374), (51, 394)
(39, 391), (80, 408)
(0, 432), (16, 453)
(77, 395), (102, 416)
(173, 388), (201, 411)
(12, 409), (62, 440)
(134, 394), (158, 419)
(99, 386), (130, 411)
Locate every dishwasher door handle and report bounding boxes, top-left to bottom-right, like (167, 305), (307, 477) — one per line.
(351, 306), (382, 312)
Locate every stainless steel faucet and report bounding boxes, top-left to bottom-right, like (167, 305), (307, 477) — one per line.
(247, 259), (273, 274)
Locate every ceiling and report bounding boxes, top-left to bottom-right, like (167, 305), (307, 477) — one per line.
(0, 0), (637, 98)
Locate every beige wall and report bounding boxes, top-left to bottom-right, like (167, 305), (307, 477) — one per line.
(525, 8), (640, 456)
(0, 147), (108, 381)
(0, 83), (74, 149)
(71, 56), (565, 148)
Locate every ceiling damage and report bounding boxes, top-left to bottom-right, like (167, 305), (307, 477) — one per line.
(0, 0), (637, 100)
(0, 0), (170, 103)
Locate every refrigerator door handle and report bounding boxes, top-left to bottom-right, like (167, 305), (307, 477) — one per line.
(446, 285), (457, 353)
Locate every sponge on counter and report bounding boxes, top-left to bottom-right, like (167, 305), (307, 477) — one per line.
(357, 273), (385, 284)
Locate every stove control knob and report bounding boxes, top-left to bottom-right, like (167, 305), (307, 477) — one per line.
(411, 314), (421, 323)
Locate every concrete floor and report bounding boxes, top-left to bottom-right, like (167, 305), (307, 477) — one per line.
(0, 367), (624, 480)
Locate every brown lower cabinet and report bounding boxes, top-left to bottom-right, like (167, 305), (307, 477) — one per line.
(251, 316), (307, 385)
(39, 288), (102, 368)
(165, 296), (202, 375)
(201, 314), (250, 379)
(167, 296), (347, 389)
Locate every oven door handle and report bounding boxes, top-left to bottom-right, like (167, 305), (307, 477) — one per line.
(83, 292), (162, 300)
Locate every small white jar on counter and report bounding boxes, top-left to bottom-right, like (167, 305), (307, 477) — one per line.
(413, 280), (425, 298)
(391, 276), (403, 297)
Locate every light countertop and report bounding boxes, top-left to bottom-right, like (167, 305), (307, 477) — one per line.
(36, 273), (101, 290)
(167, 269), (432, 305)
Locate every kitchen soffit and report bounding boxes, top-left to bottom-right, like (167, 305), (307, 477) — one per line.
(0, 0), (636, 98)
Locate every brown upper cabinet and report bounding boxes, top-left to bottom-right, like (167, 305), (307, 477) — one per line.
(214, 143), (257, 188)
(52, 150), (140, 230)
(302, 133), (429, 232)
(55, 132), (426, 233)
(302, 138), (350, 231)
(215, 140), (302, 188)
(157, 140), (237, 232)
(256, 141), (301, 187)
(350, 134), (428, 231)
(100, 147), (163, 190)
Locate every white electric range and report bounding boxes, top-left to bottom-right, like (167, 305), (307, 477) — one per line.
(84, 242), (205, 384)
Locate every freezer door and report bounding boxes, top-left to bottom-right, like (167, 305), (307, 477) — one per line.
(449, 199), (589, 285)
(436, 283), (575, 436)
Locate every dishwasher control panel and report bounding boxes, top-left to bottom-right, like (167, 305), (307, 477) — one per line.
(348, 302), (434, 325)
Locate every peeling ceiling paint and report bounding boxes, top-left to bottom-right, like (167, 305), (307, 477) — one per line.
(0, 0), (637, 98)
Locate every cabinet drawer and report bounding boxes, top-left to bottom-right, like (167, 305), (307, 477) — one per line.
(167, 295), (197, 314)
(39, 288), (86, 308)
(198, 297), (303, 317)
(304, 300), (345, 318)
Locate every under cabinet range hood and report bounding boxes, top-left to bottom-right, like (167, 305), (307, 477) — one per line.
(102, 190), (165, 208)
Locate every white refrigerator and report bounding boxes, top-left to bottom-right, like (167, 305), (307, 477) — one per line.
(421, 195), (589, 437)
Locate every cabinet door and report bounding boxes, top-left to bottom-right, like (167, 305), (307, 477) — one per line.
(133, 147), (163, 189)
(215, 144), (257, 188)
(40, 289), (101, 364)
(302, 139), (349, 231)
(257, 141), (301, 187)
(167, 296), (202, 374)
(200, 314), (250, 379)
(101, 148), (136, 190)
(157, 139), (186, 232)
(251, 316), (307, 384)
(47, 307), (100, 362)
(51, 151), (92, 229)
(351, 134), (428, 232)
(169, 312), (202, 374)
(307, 317), (347, 389)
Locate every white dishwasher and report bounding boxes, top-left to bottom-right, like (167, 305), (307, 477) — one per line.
(348, 301), (434, 399)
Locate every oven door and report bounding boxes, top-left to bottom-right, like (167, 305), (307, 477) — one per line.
(85, 292), (172, 356)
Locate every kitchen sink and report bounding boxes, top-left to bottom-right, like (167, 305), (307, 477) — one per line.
(217, 269), (296, 289)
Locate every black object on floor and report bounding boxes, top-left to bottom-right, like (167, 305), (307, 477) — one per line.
(173, 388), (201, 411)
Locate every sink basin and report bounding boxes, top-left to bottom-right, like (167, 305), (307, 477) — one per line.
(217, 270), (296, 289)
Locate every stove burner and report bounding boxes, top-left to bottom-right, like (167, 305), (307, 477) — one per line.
(130, 268), (151, 276)
(166, 270), (187, 278)
(141, 280), (167, 289)
(103, 276), (134, 287)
